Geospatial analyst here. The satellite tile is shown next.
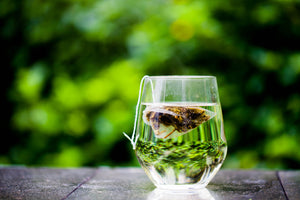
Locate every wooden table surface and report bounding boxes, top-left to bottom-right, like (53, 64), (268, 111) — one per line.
(0, 167), (299, 200)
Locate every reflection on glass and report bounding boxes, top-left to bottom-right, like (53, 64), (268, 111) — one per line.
(147, 188), (216, 200)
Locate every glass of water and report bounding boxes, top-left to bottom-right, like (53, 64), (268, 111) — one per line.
(125, 75), (227, 190)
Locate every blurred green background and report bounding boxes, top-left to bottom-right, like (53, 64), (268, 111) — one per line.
(1, 0), (300, 169)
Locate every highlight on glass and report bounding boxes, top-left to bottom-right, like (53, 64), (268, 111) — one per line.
(124, 75), (227, 190)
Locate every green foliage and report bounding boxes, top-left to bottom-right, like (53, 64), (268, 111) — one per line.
(135, 140), (226, 170)
(1, 0), (300, 168)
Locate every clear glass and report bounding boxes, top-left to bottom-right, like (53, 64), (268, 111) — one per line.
(131, 75), (227, 190)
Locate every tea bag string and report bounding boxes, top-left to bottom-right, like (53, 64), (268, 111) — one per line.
(123, 75), (150, 150)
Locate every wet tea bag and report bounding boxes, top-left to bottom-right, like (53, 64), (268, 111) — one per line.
(143, 105), (216, 139)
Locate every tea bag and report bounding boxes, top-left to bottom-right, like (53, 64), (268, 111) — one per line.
(143, 105), (215, 139)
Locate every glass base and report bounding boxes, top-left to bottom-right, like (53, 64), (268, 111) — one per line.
(155, 183), (208, 191)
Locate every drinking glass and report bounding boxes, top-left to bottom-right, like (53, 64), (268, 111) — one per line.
(125, 75), (227, 190)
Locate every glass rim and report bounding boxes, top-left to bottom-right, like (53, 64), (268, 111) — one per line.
(145, 75), (216, 80)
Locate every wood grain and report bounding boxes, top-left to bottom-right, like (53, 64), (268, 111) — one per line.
(278, 171), (300, 200)
(1, 167), (298, 200)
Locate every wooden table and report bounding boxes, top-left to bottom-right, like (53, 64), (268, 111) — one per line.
(0, 167), (299, 200)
